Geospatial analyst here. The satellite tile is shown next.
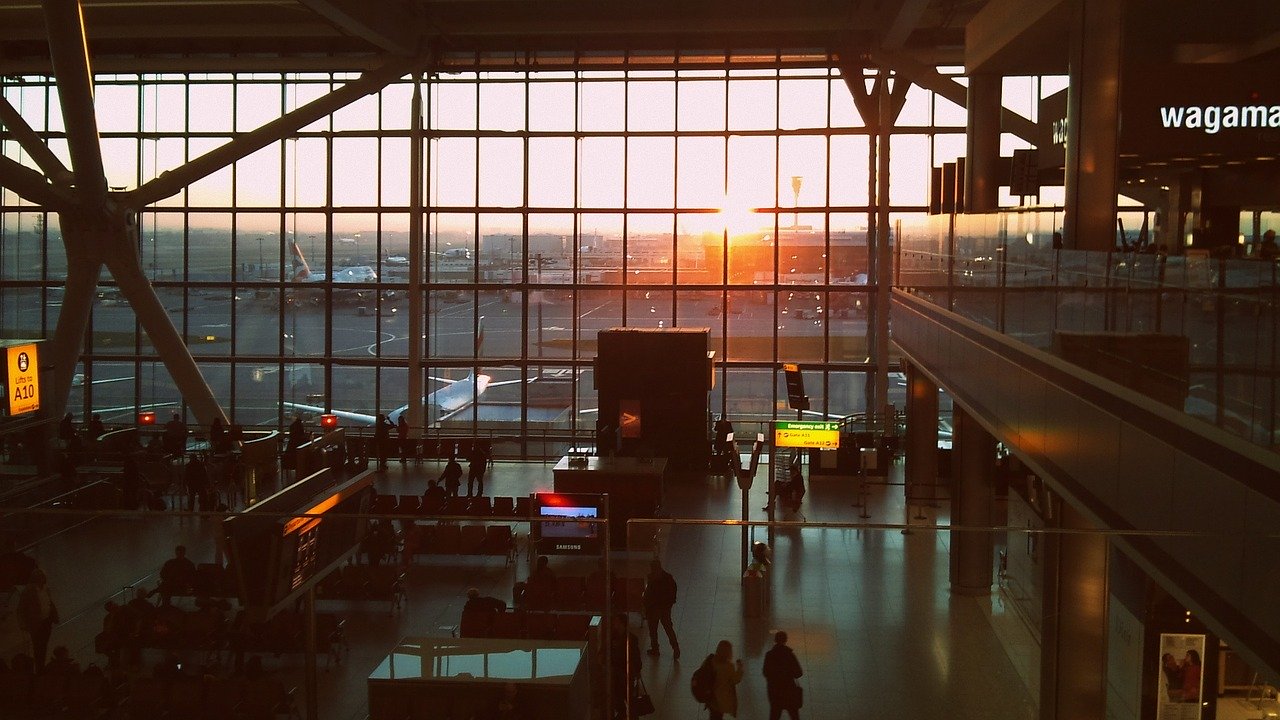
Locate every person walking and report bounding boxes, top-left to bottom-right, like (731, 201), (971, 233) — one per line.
(397, 415), (410, 463)
(18, 568), (59, 669)
(642, 558), (680, 658)
(763, 630), (804, 720)
(440, 454), (463, 498)
(373, 414), (392, 472)
(708, 639), (744, 719)
(466, 442), (489, 497)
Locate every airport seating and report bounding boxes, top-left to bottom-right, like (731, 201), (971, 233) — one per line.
(405, 522), (515, 564)
(394, 495), (420, 516)
(514, 574), (645, 613)
(466, 496), (491, 516)
(316, 565), (404, 611)
(457, 609), (597, 642)
(491, 496), (515, 517)
(121, 674), (297, 720)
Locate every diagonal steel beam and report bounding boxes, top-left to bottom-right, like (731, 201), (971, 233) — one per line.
(297, 0), (419, 56)
(880, 0), (931, 49)
(0, 95), (72, 186)
(42, 0), (108, 205)
(0, 153), (69, 209)
(122, 56), (420, 210)
(48, 251), (102, 419)
(866, 46), (1039, 145)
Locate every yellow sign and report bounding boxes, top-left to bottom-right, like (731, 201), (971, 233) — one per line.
(6, 343), (40, 416)
(773, 420), (840, 449)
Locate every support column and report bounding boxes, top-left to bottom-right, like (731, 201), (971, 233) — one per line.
(1061, 0), (1124, 250)
(100, 217), (227, 428)
(407, 77), (424, 437)
(964, 74), (1002, 213)
(904, 362), (938, 505)
(872, 71), (892, 426)
(49, 235), (103, 419)
(1040, 500), (1108, 720)
(950, 404), (995, 595)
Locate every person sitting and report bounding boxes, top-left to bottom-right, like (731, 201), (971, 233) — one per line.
(464, 587), (506, 614)
(210, 417), (229, 454)
(522, 556), (556, 609)
(157, 545), (196, 604)
(423, 479), (446, 510)
(361, 520), (397, 567)
(163, 413), (188, 455)
(43, 646), (79, 676)
(58, 413), (77, 443)
(86, 414), (106, 442)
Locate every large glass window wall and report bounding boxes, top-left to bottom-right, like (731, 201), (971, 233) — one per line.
(1, 59), (986, 455)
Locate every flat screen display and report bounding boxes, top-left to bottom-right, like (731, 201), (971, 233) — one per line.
(539, 505), (599, 539)
(531, 493), (603, 556)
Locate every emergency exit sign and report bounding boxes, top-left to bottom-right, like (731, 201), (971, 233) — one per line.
(773, 421), (840, 449)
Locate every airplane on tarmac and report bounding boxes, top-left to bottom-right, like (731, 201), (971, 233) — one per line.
(282, 240), (389, 306)
(283, 318), (529, 427)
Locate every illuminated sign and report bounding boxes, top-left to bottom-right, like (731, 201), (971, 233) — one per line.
(5, 343), (40, 416)
(773, 421), (840, 449)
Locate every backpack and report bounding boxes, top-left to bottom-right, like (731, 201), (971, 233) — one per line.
(691, 654), (715, 704)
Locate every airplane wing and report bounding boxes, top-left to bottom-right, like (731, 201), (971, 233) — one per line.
(427, 376), (460, 385)
(486, 377), (536, 388)
(283, 401), (378, 426)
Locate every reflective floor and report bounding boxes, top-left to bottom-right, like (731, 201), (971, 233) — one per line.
(9, 456), (1045, 719)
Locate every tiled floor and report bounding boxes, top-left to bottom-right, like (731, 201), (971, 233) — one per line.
(12, 457), (1042, 719)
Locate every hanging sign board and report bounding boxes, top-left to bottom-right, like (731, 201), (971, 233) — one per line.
(773, 421), (840, 449)
(4, 343), (41, 416)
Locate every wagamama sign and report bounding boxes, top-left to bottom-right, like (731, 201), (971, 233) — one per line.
(1159, 104), (1280, 134)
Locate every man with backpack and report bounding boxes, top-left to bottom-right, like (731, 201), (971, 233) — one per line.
(642, 558), (680, 658)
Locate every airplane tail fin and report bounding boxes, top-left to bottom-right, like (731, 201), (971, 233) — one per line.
(290, 240), (312, 282)
(475, 316), (485, 356)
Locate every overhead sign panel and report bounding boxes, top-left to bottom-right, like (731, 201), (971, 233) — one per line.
(4, 343), (40, 416)
(773, 420), (840, 449)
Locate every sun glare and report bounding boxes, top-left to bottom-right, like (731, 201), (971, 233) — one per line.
(715, 197), (766, 238)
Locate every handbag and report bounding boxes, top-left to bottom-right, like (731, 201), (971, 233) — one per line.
(792, 684), (804, 709)
(632, 677), (656, 717)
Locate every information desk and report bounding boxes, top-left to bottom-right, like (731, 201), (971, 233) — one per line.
(368, 637), (590, 720)
(552, 455), (665, 550)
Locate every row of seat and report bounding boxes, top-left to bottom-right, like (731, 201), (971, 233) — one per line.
(370, 494), (529, 519)
(517, 575), (645, 613)
(125, 675), (296, 720)
(0, 669), (112, 720)
(316, 565), (404, 606)
(459, 609), (597, 642)
(402, 523), (515, 562)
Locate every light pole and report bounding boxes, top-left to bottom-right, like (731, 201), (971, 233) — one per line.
(257, 237), (264, 276)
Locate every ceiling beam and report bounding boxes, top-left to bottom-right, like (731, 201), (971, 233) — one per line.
(965, 0), (1067, 75)
(0, 95), (72, 186)
(295, 0), (420, 55)
(1174, 30), (1280, 63)
(867, 46), (1039, 146)
(0, 154), (68, 209)
(42, 0), (108, 205)
(122, 56), (421, 210)
(880, 0), (931, 49)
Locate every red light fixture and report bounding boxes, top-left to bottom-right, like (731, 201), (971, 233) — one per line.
(138, 411), (156, 425)
(319, 413), (338, 430)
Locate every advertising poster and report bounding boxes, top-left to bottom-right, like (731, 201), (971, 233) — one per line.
(1156, 633), (1205, 720)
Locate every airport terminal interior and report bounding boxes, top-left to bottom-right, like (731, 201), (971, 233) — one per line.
(0, 0), (1279, 718)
